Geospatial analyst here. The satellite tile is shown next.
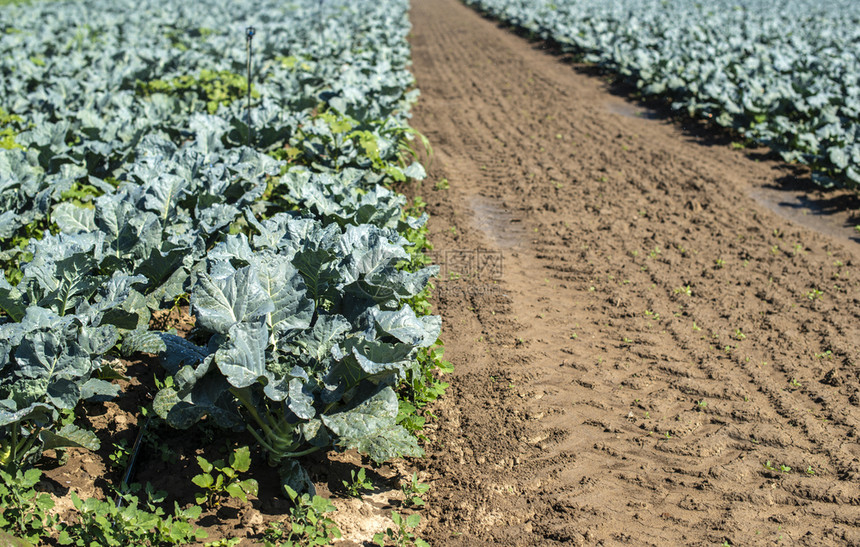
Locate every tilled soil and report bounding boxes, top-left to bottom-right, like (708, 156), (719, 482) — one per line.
(407, 0), (860, 545)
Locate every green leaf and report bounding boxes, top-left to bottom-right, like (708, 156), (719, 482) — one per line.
(255, 255), (314, 333)
(322, 387), (422, 463)
(52, 203), (96, 234)
(0, 277), (25, 322)
(224, 482), (246, 501)
(192, 267), (274, 334)
(196, 456), (213, 474)
(279, 460), (315, 496)
(215, 319), (269, 389)
(405, 512), (421, 528)
(192, 473), (214, 489)
(80, 378), (121, 401)
(229, 446), (252, 473)
(40, 424), (100, 451)
(14, 332), (92, 409)
(241, 478), (258, 497)
(374, 306), (441, 348)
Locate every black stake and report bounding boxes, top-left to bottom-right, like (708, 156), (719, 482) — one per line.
(246, 26), (255, 147)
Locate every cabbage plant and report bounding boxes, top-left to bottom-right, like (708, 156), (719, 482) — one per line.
(133, 212), (439, 493)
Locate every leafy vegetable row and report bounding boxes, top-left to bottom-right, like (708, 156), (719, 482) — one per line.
(0, 0), (441, 496)
(465, 0), (860, 188)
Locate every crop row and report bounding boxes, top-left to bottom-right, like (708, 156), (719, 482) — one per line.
(465, 0), (860, 188)
(0, 0), (441, 538)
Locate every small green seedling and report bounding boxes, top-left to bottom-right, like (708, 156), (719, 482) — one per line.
(374, 512), (428, 547)
(400, 473), (430, 508)
(342, 468), (373, 499)
(192, 446), (258, 508)
(262, 487), (341, 547)
(0, 468), (56, 544)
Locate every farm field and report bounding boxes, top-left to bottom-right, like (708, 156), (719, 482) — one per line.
(1, 0), (446, 545)
(407, 0), (860, 545)
(0, 0), (859, 545)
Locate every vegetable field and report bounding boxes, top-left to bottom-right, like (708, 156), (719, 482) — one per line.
(1, 0), (446, 544)
(2, 0), (860, 545)
(467, 0), (860, 189)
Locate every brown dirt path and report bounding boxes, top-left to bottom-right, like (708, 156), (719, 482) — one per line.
(406, 0), (860, 545)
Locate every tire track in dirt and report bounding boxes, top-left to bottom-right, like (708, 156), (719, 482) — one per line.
(406, 0), (860, 545)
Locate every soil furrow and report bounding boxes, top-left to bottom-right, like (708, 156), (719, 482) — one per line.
(407, 0), (859, 545)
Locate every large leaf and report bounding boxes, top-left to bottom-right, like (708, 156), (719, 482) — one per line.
(14, 332), (93, 409)
(0, 277), (26, 323)
(52, 203), (96, 235)
(373, 305), (441, 347)
(192, 267), (274, 335)
(215, 319), (269, 389)
(0, 401), (52, 428)
(255, 254), (314, 333)
(321, 386), (421, 464)
(39, 423), (100, 451)
(153, 365), (239, 430)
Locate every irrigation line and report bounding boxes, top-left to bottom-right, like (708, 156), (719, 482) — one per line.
(114, 414), (151, 508)
(246, 26), (255, 148)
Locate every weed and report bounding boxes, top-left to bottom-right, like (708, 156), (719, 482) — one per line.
(674, 285), (692, 296)
(734, 329), (746, 341)
(373, 512), (428, 547)
(108, 440), (131, 470)
(789, 378), (802, 388)
(400, 473), (430, 508)
(58, 487), (204, 546)
(763, 461), (776, 471)
(192, 446), (258, 508)
(0, 468), (56, 544)
(397, 344), (452, 435)
(342, 468), (373, 499)
(205, 539), (241, 547)
(806, 288), (823, 300)
(715, 258), (725, 268)
(262, 487), (341, 547)
(434, 178), (449, 190)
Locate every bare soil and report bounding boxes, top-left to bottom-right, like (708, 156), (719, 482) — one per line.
(406, 0), (860, 545)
